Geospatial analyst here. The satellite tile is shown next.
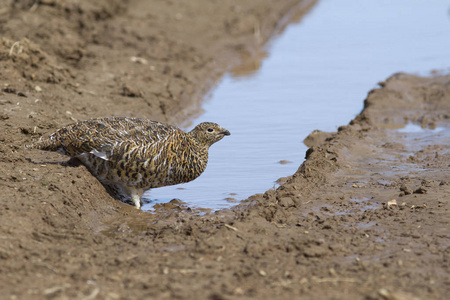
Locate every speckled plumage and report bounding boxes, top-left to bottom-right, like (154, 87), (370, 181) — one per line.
(26, 117), (230, 209)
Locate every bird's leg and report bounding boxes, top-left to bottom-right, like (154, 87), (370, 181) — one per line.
(129, 188), (143, 209)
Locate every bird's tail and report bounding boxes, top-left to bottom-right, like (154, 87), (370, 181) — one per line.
(25, 136), (62, 152)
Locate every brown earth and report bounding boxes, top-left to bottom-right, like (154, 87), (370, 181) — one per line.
(0, 1), (449, 299)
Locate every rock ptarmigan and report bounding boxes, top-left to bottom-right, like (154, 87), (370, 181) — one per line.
(26, 117), (230, 209)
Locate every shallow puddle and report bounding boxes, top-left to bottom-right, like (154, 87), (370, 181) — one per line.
(350, 198), (380, 212)
(397, 123), (446, 134)
(143, 0), (450, 211)
(395, 122), (450, 155)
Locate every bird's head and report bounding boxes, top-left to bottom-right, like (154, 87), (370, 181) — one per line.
(188, 122), (230, 148)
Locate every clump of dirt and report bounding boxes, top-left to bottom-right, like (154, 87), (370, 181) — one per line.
(0, 0), (449, 299)
(1, 37), (71, 84)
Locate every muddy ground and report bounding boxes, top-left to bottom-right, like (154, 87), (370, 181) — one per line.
(0, 0), (449, 299)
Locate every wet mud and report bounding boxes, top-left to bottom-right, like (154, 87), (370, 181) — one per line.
(0, 1), (449, 299)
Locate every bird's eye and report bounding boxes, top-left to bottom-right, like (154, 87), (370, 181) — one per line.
(207, 128), (214, 133)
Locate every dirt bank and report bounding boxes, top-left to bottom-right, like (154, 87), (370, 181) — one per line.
(1, 1), (449, 299)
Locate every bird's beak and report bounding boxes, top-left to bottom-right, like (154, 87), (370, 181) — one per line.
(220, 130), (230, 136)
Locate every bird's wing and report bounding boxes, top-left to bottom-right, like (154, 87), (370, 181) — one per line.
(61, 117), (180, 160)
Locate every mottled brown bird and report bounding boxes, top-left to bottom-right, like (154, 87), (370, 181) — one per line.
(26, 117), (230, 209)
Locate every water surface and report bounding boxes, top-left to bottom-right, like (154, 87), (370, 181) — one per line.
(143, 0), (450, 210)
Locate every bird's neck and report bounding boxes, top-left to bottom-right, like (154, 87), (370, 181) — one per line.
(187, 132), (210, 151)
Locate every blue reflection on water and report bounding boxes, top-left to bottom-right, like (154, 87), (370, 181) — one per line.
(143, 0), (450, 210)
